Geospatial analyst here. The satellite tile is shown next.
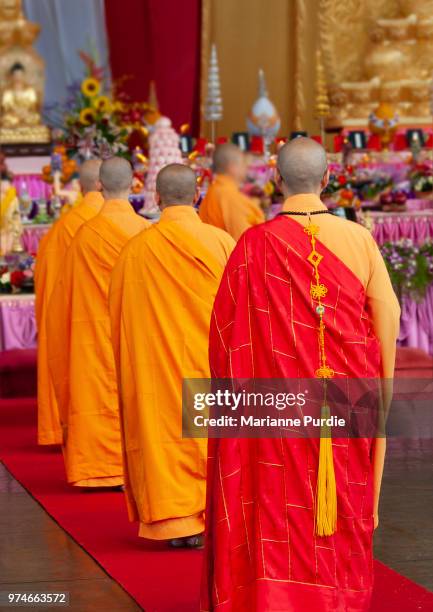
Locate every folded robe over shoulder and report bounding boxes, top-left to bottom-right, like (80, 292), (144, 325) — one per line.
(47, 199), (149, 486)
(34, 191), (103, 445)
(109, 205), (235, 538)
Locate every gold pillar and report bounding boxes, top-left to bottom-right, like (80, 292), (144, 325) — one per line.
(293, 0), (306, 130)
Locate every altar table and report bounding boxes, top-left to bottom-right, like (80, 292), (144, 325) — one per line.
(398, 286), (433, 356)
(0, 283), (430, 357)
(0, 294), (36, 352)
(370, 210), (433, 246)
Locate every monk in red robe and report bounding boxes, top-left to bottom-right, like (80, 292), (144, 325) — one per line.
(35, 160), (103, 445)
(47, 157), (149, 487)
(199, 143), (264, 240)
(201, 138), (400, 611)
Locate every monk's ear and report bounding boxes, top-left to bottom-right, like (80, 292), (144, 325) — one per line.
(275, 167), (283, 191)
(155, 192), (163, 210)
(193, 185), (201, 205)
(321, 168), (330, 192)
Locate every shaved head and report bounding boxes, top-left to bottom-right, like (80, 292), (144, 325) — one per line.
(156, 163), (197, 206)
(79, 159), (102, 194)
(212, 143), (245, 174)
(277, 137), (328, 195)
(99, 157), (133, 198)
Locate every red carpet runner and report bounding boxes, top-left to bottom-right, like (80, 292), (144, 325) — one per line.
(1, 397), (432, 612)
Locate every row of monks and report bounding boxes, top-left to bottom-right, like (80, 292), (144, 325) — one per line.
(35, 144), (262, 538)
(35, 138), (400, 611)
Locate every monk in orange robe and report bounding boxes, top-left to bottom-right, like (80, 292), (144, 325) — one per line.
(47, 157), (149, 487)
(201, 138), (400, 611)
(35, 160), (103, 445)
(109, 164), (235, 544)
(199, 143), (264, 240)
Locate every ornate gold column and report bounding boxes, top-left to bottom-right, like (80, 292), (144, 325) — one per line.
(293, 0), (307, 131)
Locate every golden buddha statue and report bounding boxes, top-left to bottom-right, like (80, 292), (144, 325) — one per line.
(400, 0), (433, 19)
(0, 0), (49, 144)
(0, 0), (40, 47)
(324, 0), (433, 127)
(339, 79), (379, 126)
(2, 63), (42, 126)
(364, 16), (415, 83)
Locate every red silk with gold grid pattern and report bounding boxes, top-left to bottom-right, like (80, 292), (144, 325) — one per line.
(201, 216), (381, 612)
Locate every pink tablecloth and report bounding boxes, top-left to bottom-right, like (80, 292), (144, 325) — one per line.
(371, 210), (433, 246)
(0, 286), (430, 355)
(398, 285), (433, 356)
(0, 294), (36, 352)
(21, 224), (50, 254)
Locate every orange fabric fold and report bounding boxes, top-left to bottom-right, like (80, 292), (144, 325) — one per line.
(109, 205), (235, 537)
(47, 200), (149, 485)
(34, 191), (103, 445)
(199, 174), (264, 240)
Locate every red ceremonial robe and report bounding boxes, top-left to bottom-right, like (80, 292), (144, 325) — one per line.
(201, 216), (381, 612)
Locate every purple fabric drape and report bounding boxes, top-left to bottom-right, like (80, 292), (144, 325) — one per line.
(0, 296), (37, 351)
(21, 225), (50, 254)
(372, 211), (433, 245)
(398, 285), (433, 355)
(13, 175), (52, 200)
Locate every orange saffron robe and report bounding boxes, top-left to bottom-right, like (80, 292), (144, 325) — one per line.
(109, 205), (235, 538)
(199, 175), (265, 241)
(34, 191), (103, 445)
(47, 200), (149, 486)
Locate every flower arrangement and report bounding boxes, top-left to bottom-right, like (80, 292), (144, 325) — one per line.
(322, 174), (348, 196)
(321, 166), (361, 209)
(409, 160), (433, 195)
(322, 162), (392, 207)
(42, 145), (78, 186)
(0, 255), (35, 294)
(357, 174), (393, 202)
(45, 52), (129, 161)
(380, 240), (433, 301)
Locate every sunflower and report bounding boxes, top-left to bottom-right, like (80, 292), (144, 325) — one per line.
(79, 107), (96, 126)
(92, 95), (111, 114)
(81, 77), (100, 98)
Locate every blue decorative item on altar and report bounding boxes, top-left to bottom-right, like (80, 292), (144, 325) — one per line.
(247, 69), (281, 150)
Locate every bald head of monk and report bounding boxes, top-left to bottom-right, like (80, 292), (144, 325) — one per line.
(99, 157), (133, 200)
(212, 143), (248, 185)
(155, 163), (199, 210)
(277, 137), (329, 197)
(79, 159), (102, 194)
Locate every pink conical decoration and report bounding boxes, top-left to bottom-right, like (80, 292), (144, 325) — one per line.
(143, 117), (184, 212)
